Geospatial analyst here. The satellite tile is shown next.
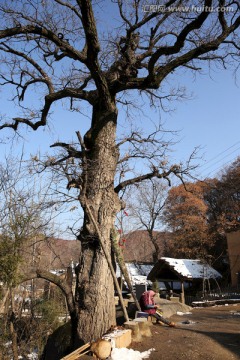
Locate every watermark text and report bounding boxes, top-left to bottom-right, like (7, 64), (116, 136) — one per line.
(142, 4), (234, 13)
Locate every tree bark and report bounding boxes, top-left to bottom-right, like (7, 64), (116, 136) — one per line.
(74, 102), (121, 345)
(0, 288), (9, 314)
(10, 290), (18, 360)
(149, 232), (161, 263)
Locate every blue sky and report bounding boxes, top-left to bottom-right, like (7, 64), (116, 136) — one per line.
(0, 6), (239, 239)
(0, 65), (239, 181)
(165, 68), (240, 179)
(0, 2), (239, 182)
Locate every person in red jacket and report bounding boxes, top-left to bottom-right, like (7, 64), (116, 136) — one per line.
(139, 290), (176, 327)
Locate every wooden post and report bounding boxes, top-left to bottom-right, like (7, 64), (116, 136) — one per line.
(181, 281), (185, 304)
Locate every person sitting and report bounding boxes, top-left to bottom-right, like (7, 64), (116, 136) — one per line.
(139, 290), (176, 327)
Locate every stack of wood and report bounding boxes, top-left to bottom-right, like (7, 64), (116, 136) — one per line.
(61, 317), (152, 360)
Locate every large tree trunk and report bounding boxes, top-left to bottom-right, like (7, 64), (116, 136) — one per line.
(74, 102), (121, 345)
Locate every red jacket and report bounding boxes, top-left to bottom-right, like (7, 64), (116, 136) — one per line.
(139, 290), (156, 315)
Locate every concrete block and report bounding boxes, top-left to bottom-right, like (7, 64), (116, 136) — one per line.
(115, 329), (132, 348)
(103, 329), (132, 349)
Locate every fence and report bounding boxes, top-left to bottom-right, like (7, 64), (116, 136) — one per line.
(185, 286), (240, 306)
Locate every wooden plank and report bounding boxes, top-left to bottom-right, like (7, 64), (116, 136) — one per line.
(60, 343), (91, 360)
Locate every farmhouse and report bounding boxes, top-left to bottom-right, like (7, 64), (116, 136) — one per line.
(226, 230), (240, 287)
(147, 257), (222, 303)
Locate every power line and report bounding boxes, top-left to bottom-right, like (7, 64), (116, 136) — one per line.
(202, 145), (240, 174)
(203, 153), (240, 179)
(198, 141), (240, 171)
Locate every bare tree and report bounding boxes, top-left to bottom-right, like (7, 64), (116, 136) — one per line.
(0, 0), (239, 347)
(127, 179), (168, 262)
(0, 156), (58, 359)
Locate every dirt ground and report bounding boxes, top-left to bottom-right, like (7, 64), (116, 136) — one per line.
(131, 303), (240, 360)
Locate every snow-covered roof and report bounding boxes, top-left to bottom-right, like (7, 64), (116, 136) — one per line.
(116, 262), (154, 285)
(148, 257), (222, 281)
(50, 269), (66, 276)
(163, 257), (221, 279)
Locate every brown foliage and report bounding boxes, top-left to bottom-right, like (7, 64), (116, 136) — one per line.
(205, 157), (240, 233)
(163, 181), (214, 259)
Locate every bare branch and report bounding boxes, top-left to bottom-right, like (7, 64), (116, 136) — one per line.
(50, 142), (83, 159)
(76, 0), (113, 107)
(148, 0), (214, 74)
(0, 87), (94, 131)
(54, 0), (83, 21)
(114, 165), (178, 193)
(0, 25), (87, 62)
(0, 43), (54, 93)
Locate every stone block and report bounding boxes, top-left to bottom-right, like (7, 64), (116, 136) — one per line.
(134, 318), (152, 337)
(124, 321), (142, 342)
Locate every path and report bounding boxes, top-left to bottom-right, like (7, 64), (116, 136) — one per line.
(131, 303), (240, 360)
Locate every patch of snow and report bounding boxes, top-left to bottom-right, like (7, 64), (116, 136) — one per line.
(4, 341), (12, 347)
(176, 311), (192, 316)
(50, 269), (65, 276)
(110, 347), (155, 360)
(27, 353), (38, 360)
(176, 311), (184, 316)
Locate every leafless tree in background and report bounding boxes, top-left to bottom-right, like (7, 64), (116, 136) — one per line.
(127, 178), (168, 262)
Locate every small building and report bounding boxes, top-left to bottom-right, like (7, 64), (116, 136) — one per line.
(116, 262), (154, 285)
(116, 262), (154, 299)
(147, 257), (222, 303)
(226, 230), (240, 287)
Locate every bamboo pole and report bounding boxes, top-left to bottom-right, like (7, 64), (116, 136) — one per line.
(111, 228), (141, 311)
(60, 343), (91, 359)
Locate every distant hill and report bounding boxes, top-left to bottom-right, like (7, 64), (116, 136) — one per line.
(122, 230), (169, 262)
(34, 237), (80, 270)
(32, 231), (169, 270)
